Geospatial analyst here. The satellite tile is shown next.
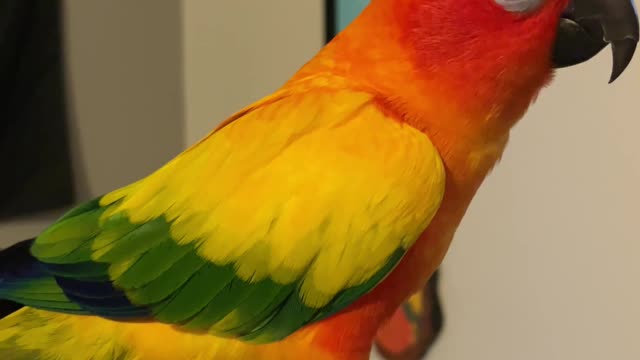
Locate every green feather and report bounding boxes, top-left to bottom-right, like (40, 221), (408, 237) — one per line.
(33, 240), (96, 265)
(183, 277), (256, 332)
(4, 291), (69, 303)
(313, 248), (405, 322)
(209, 281), (295, 336)
(56, 198), (101, 222)
(113, 238), (192, 289)
(46, 261), (110, 281)
(125, 248), (206, 304)
(0, 279), (60, 295)
(30, 205), (104, 262)
(19, 195), (414, 344)
(2, 294), (83, 312)
(94, 218), (168, 263)
(91, 214), (140, 251)
(240, 291), (317, 343)
(153, 263), (236, 323)
(36, 210), (102, 246)
(30, 235), (92, 261)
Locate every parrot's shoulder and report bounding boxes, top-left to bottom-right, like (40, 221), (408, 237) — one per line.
(203, 73), (382, 137)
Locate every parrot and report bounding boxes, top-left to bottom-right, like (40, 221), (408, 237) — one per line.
(0, 0), (638, 359)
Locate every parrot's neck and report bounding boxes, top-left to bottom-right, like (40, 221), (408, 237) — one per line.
(288, 0), (564, 229)
(293, 0), (561, 143)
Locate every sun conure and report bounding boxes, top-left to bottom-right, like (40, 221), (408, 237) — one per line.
(0, 0), (637, 359)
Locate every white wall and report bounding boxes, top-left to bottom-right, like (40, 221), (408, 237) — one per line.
(182, 0), (325, 143)
(0, 1), (184, 246)
(433, 26), (640, 360)
(64, 0), (184, 197)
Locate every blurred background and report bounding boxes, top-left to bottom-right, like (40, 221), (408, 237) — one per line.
(0, 1), (639, 359)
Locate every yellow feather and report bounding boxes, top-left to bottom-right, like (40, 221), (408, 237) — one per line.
(0, 308), (336, 360)
(99, 83), (445, 308)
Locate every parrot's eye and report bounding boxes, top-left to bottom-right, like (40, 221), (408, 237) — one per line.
(494, 0), (545, 13)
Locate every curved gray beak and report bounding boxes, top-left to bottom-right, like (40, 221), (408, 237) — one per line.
(552, 0), (639, 83)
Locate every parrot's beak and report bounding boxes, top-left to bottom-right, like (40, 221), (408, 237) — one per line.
(552, 0), (639, 82)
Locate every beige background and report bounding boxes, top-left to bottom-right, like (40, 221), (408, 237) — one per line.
(183, 1), (324, 144)
(434, 45), (640, 360)
(1, 1), (638, 359)
(0, 0), (184, 242)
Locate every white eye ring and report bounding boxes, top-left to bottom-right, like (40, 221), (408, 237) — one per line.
(494, 0), (545, 13)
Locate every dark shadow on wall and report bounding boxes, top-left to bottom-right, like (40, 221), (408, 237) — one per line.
(0, 0), (75, 219)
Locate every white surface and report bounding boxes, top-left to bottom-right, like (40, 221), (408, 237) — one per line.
(431, 44), (640, 360)
(1, 1), (184, 246)
(64, 0), (185, 197)
(182, 0), (325, 144)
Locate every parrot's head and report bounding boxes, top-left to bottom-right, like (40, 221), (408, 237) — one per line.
(316, 0), (638, 133)
(391, 0), (639, 83)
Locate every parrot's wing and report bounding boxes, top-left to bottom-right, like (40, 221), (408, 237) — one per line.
(8, 88), (446, 343)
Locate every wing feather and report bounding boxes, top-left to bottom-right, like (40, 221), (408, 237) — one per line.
(3, 85), (445, 343)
